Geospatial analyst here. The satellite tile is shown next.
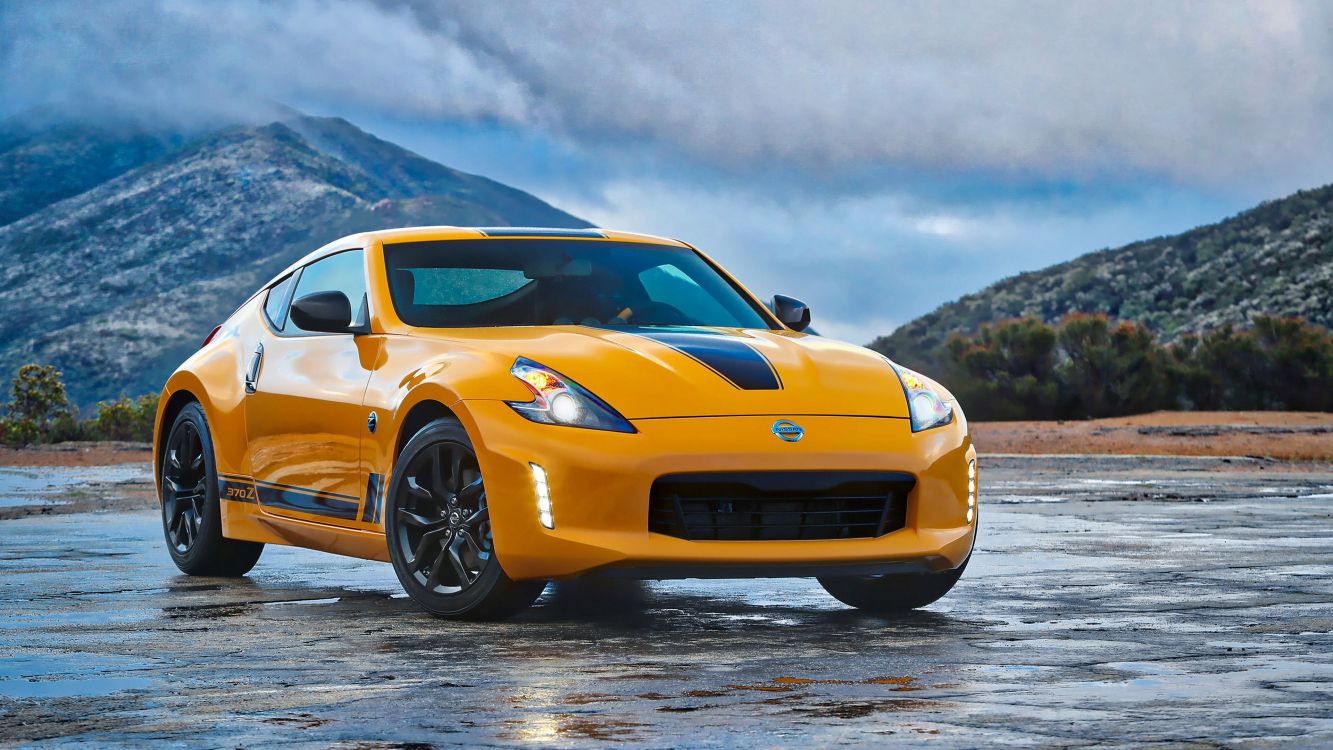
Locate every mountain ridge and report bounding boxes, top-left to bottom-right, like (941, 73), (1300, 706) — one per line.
(870, 183), (1333, 370)
(0, 110), (590, 407)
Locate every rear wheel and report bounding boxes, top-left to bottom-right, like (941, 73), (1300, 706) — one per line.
(818, 558), (968, 613)
(386, 418), (546, 619)
(160, 403), (263, 576)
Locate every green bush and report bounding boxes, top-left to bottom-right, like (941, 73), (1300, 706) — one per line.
(1252, 315), (1333, 411)
(48, 411), (96, 443)
(94, 394), (159, 442)
(945, 318), (1061, 420)
(0, 364), (159, 446)
(0, 417), (38, 448)
(1057, 315), (1175, 417)
(3, 364), (74, 446)
(939, 314), (1333, 420)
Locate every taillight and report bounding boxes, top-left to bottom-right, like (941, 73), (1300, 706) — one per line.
(201, 325), (222, 349)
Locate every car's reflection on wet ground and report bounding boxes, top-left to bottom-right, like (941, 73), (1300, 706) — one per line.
(1, 454), (1331, 746)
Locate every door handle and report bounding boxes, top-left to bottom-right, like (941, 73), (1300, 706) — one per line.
(245, 343), (264, 394)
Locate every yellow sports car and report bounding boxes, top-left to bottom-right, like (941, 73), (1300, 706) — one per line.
(155, 227), (976, 618)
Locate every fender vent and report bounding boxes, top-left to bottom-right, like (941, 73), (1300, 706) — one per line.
(649, 471), (913, 541)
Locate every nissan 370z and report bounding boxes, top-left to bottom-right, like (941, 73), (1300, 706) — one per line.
(154, 227), (978, 619)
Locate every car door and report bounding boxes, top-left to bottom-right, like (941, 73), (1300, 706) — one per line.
(244, 249), (375, 526)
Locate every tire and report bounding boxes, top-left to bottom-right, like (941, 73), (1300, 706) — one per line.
(386, 418), (546, 619)
(160, 402), (264, 576)
(818, 557), (968, 613)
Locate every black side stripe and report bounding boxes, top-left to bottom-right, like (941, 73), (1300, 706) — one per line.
(218, 476), (258, 503)
(374, 475), (387, 524)
(626, 329), (782, 390)
(219, 473), (376, 522)
(361, 473), (383, 524)
(253, 482), (360, 520)
(250, 477), (359, 502)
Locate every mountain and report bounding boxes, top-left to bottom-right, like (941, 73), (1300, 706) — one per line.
(0, 110), (589, 408)
(0, 112), (182, 227)
(870, 183), (1333, 370)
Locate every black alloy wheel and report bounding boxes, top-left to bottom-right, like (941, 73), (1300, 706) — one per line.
(160, 402), (264, 576)
(386, 418), (545, 619)
(162, 419), (206, 554)
(396, 442), (492, 593)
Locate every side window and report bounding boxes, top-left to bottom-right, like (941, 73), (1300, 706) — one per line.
(290, 250), (368, 333)
(263, 274), (295, 331)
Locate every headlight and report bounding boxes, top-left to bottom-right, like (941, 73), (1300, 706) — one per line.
(890, 362), (954, 432)
(505, 357), (636, 433)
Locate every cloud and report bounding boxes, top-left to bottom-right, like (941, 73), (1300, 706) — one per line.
(5, 0), (1333, 188)
(0, 1), (1322, 343)
(1, 0), (531, 127)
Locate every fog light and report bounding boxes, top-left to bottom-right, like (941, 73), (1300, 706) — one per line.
(530, 463), (554, 529)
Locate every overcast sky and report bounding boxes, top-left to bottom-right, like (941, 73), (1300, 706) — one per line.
(5, 0), (1332, 343)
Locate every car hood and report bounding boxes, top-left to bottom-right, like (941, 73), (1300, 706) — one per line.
(413, 325), (911, 420)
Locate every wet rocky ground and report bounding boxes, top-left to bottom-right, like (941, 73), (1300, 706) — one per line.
(1, 454), (1331, 748)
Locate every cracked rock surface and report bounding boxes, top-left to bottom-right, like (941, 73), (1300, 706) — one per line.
(1, 455), (1330, 747)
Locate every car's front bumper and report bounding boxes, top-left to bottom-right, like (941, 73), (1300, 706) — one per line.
(459, 401), (977, 581)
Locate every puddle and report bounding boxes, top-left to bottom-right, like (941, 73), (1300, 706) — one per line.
(990, 494), (1067, 504)
(0, 652), (155, 698)
(0, 465), (151, 508)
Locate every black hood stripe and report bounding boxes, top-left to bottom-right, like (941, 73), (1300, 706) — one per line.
(625, 329), (782, 390)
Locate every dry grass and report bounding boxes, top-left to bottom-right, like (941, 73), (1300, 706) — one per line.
(972, 411), (1333, 461)
(0, 442), (151, 467)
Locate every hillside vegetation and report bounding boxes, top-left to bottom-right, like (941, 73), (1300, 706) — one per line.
(872, 184), (1333, 372)
(940, 314), (1331, 421)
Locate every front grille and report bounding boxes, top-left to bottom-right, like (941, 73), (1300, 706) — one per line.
(649, 471), (913, 541)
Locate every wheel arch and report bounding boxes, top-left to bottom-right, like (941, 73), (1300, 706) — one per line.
(153, 377), (210, 500)
(394, 398), (460, 460)
(156, 389), (200, 456)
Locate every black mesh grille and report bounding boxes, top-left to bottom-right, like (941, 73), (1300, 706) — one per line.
(649, 471), (913, 541)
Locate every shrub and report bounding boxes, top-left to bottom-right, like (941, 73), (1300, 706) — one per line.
(48, 411), (96, 443)
(1252, 315), (1333, 411)
(8, 363), (69, 419)
(1, 417), (38, 448)
(945, 318), (1061, 420)
(3, 364), (74, 446)
(94, 394), (159, 442)
(0, 364), (160, 446)
(1057, 315), (1175, 417)
(939, 315), (1333, 420)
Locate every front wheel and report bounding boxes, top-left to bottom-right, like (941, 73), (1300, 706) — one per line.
(160, 402), (263, 576)
(385, 418), (546, 619)
(818, 558), (968, 613)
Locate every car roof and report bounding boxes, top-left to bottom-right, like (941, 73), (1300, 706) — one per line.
(268, 226), (691, 287)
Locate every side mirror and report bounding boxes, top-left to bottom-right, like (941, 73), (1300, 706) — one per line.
(289, 291), (353, 333)
(771, 294), (811, 332)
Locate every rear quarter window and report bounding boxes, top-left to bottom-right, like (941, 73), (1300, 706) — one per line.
(263, 274), (295, 330)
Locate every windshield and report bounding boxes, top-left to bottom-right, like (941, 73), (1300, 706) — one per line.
(383, 239), (775, 329)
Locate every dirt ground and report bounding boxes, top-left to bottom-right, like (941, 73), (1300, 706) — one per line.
(0, 441), (151, 467)
(972, 411), (1333, 461)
